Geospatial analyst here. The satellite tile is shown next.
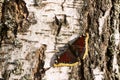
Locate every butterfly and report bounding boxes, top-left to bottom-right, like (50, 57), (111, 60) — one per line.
(53, 33), (89, 67)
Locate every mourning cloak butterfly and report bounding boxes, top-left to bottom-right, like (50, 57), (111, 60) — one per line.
(54, 33), (89, 67)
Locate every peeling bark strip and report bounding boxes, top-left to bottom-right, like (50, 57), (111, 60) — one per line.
(32, 44), (47, 80)
(53, 33), (89, 67)
(0, 0), (30, 46)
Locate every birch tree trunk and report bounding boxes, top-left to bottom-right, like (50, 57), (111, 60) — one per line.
(0, 0), (119, 80)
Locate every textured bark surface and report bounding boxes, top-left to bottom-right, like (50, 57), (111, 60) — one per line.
(71, 0), (120, 80)
(0, 0), (119, 80)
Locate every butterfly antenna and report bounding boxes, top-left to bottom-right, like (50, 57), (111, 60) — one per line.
(45, 67), (51, 71)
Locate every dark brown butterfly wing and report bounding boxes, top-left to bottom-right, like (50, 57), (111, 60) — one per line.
(72, 36), (86, 59)
(72, 33), (89, 59)
(54, 49), (78, 67)
(73, 36), (86, 47)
